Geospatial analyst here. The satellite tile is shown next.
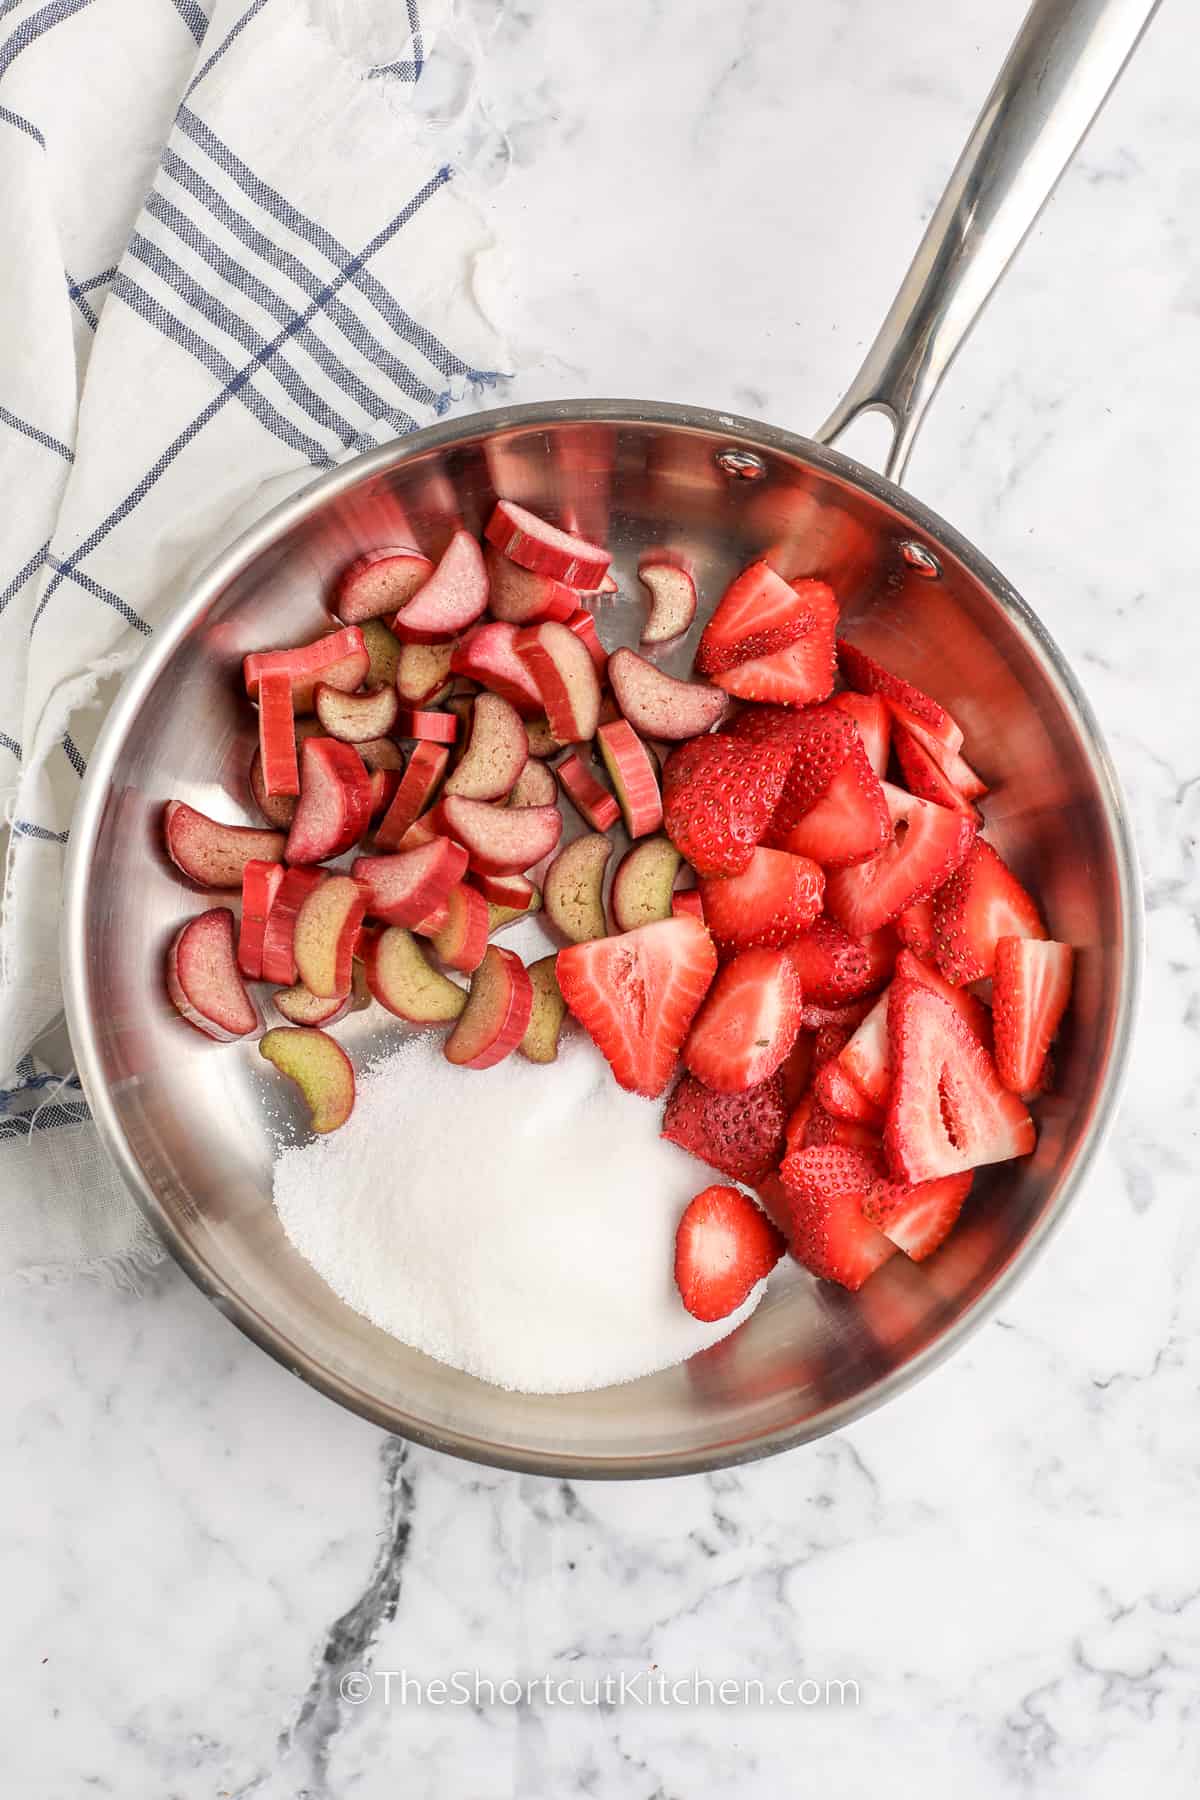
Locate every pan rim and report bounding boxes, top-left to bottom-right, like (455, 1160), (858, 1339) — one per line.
(60, 398), (1144, 1479)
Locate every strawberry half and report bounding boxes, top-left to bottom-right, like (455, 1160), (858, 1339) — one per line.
(992, 936), (1073, 1095)
(895, 896), (937, 961)
(800, 996), (874, 1034)
(662, 1070), (788, 1183)
(789, 916), (889, 1005)
(813, 1058), (885, 1126)
(837, 639), (963, 754)
(895, 946), (992, 1042)
(769, 733), (891, 869)
(696, 563), (822, 675)
(557, 915), (717, 1098)
(892, 723), (979, 817)
(863, 1171), (973, 1260)
(777, 1146), (897, 1291)
(713, 583), (838, 707)
(674, 1184), (786, 1321)
(825, 782), (977, 937)
(698, 847), (824, 954)
(831, 691), (891, 777)
(662, 731), (793, 876)
(683, 946), (804, 1093)
(884, 980), (1035, 1181)
(801, 1103), (883, 1154)
(726, 704), (811, 755)
(932, 840), (1048, 985)
(780, 1031), (816, 1106)
(834, 953), (989, 1112)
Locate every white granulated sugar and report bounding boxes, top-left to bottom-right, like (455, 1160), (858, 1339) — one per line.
(272, 1032), (765, 1393)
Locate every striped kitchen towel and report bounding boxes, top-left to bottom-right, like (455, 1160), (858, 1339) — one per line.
(0, 0), (504, 1280)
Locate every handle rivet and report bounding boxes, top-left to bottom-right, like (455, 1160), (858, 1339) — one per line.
(716, 448), (767, 481)
(899, 540), (942, 579)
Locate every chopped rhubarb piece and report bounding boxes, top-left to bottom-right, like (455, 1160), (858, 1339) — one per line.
(514, 620), (602, 744)
(439, 794), (562, 875)
(396, 708), (458, 745)
(244, 626), (368, 712)
(258, 670), (299, 799)
(237, 859), (286, 980)
(638, 562), (697, 645)
(564, 607), (608, 677)
(285, 738), (373, 864)
(544, 833), (613, 943)
(443, 693), (529, 803)
(374, 741), (450, 851)
(484, 544), (578, 624)
(293, 873), (366, 999)
(391, 529), (488, 643)
(259, 1027), (355, 1133)
(596, 718), (662, 838)
(608, 647), (729, 740)
(362, 926), (466, 1023)
(164, 801), (284, 891)
(167, 908), (257, 1041)
(261, 866), (326, 986)
(484, 499), (611, 588)
(430, 881), (490, 974)
(352, 838), (469, 928)
(314, 682), (400, 745)
(451, 622), (545, 716)
(444, 945), (534, 1070)
(335, 548), (433, 624)
(555, 752), (619, 832)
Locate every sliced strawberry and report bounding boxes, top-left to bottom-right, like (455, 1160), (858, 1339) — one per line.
(556, 915), (717, 1097)
(770, 736), (891, 869)
(662, 731), (793, 877)
(673, 1184), (786, 1321)
(784, 1092), (818, 1155)
(932, 840), (1048, 985)
(837, 639), (963, 754)
(683, 947), (803, 1093)
(662, 1069), (788, 1183)
(835, 990), (890, 1107)
(813, 1058), (885, 1126)
(813, 1016), (857, 1071)
(830, 691), (891, 777)
(725, 704), (811, 755)
(696, 564), (828, 675)
(992, 936), (1073, 1095)
(802, 1103), (882, 1154)
(892, 723), (978, 817)
(825, 783), (977, 937)
(885, 980), (1035, 1181)
(776, 1146), (897, 1291)
(713, 585), (838, 706)
(698, 848), (824, 954)
(801, 996), (873, 1034)
(832, 951), (988, 1116)
(943, 748), (988, 802)
(789, 916), (891, 1006)
(766, 703), (857, 822)
(895, 947), (991, 1042)
(895, 896), (936, 961)
(779, 1030), (816, 1107)
(863, 1171), (973, 1260)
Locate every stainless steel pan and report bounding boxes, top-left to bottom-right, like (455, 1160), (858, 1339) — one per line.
(62, 0), (1152, 1476)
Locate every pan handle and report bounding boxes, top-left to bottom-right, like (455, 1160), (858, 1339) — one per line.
(813, 0), (1160, 484)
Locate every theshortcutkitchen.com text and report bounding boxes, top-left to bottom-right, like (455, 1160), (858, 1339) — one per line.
(338, 1668), (860, 1708)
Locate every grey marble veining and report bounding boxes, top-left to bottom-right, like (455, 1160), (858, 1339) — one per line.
(6, 0), (1200, 1793)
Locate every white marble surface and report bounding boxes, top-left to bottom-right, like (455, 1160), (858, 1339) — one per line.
(6, 0), (1200, 1793)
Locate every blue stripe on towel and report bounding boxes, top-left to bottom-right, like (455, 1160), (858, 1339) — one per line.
(31, 168), (454, 632)
(0, 403), (74, 463)
(175, 109), (475, 381)
(129, 229), (363, 447)
(145, 188), (425, 420)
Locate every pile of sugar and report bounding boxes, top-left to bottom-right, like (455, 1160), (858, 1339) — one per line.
(272, 1032), (766, 1393)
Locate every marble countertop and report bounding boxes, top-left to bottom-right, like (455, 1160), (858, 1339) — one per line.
(7, 0), (1200, 1793)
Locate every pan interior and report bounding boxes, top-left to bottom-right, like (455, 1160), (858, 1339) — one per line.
(65, 408), (1134, 1475)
